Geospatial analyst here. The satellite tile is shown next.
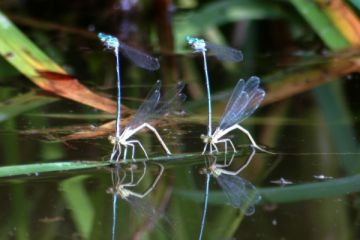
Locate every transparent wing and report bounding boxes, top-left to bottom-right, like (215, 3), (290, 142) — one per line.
(216, 174), (261, 216)
(205, 42), (243, 62)
(127, 195), (159, 222)
(219, 79), (246, 129)
(155, 81), (186, 116)
(127, 81), (161, 129)
(126, 195), (173, 235)
(120, 42), (160, 71)
(222, 79), (245, 117)
(219, 77), (265, 130)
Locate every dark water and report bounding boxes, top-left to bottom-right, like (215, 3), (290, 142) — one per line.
(1, 1), (360, 240)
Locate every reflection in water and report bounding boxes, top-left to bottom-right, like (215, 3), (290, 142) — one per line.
(108, 162), (164, 240)
(270, 177), (294, 186)
(198, 148), (261, 240)
(313, 174), (334, 180)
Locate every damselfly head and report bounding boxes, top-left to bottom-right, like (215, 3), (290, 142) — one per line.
(186, 36), (206, 52)
(185, 36), (196, 45)
(98, 32), (120, 50)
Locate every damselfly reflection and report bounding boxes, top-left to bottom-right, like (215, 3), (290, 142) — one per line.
(186, 36), (243, 139)
(201, 76), (273, 154)
(198, 150), (261, 240)
(108, 163), (165, 240)
(108, 163), (164, 199)
(109, 80), (186, 161)
(98, 33), (160, 152)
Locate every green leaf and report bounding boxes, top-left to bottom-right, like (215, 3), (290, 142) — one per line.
(0, 91), (56, 122)
(0, 12), (61, 79)
(0, 11), (117, 113)
(177, 173), (360, 204)
(314, 85), (360, 173)
(0, 161), (110, 178)
(290, 0), (349, 50)
(174, 0), (285, 51)
(61, 175), (94, 239)
(348, 0), (360, 12)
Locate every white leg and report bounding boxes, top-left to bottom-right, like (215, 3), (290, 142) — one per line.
(225, 151), (236, 166)
(202, 143), (208, 155)
(112, 142), (122, 162)
(128, 163), (164, 198)
(129, 168), (135, 185)
(128, 141), (135, 162)
(127, 144), (136, 184)
(212, 143), (219, 153)
(120, 170), (127, 184)
(219, 147), (256, 175)
(216, 150), (236, 168)
(226, 139), (237, 153)
(110, 143), (117, 161)
(111, 164), (122, 186)
(135, 161), (147, 185)
(126, 143), (136, 161)
(133, 123), (172, 155)
(209, 154), (217, 165)
(128, 140), (149, 159)
(221, 124), (275, 154)
(225, 152), (235, 167)
(123, 161), (147, 187)
(123, 145), (129, 161)
(214, 139), (228, 154)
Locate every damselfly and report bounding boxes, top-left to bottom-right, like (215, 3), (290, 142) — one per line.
(198, 150), (260, 240)
(201, 76), (272, 154)
(186, 36), (243, 138)
(109, 163), (164, 199)
(108, 163), (165, 240)
(98, 33), (160, 154)
(109, 80), (186, 161)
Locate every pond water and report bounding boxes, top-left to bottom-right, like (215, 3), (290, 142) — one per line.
(1, 1), (360, 240)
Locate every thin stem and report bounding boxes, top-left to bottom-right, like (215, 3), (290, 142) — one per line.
(198, 173), (211, 240)
(202, 51), (212, 137)
(115, 47), (121, 138)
